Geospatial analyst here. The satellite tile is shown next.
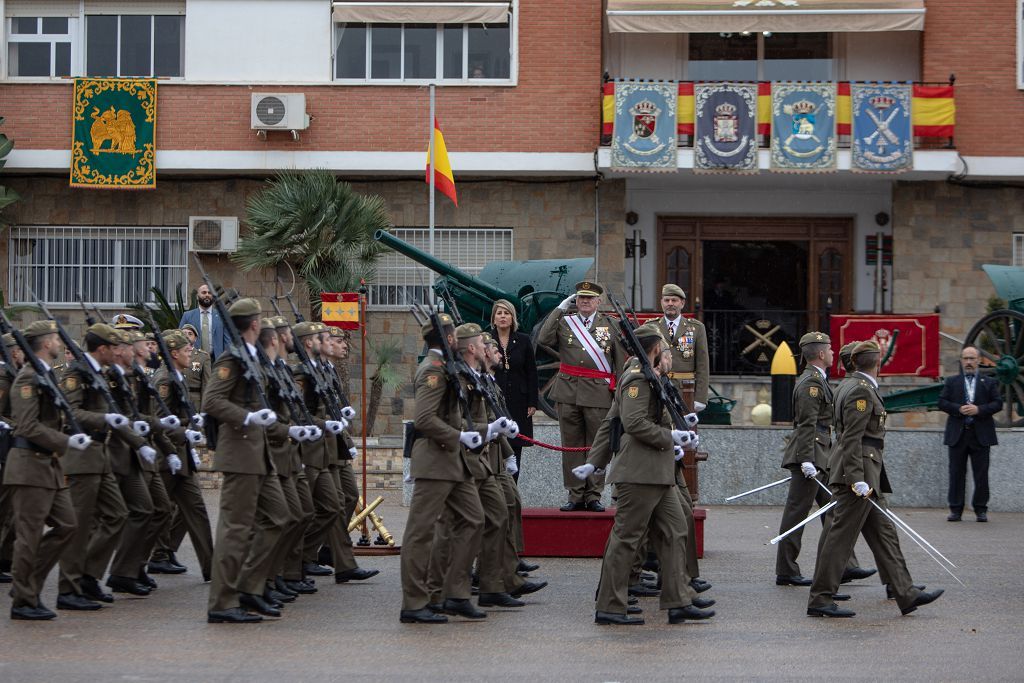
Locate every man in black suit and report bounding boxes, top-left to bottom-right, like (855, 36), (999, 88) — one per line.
(937, 346), (1002, 522)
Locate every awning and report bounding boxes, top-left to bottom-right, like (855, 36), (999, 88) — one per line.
(607, 0), (925, 33)
(332, 1), (509, 24)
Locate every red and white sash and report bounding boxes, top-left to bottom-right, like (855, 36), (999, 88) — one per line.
(565, 314), (612, 384)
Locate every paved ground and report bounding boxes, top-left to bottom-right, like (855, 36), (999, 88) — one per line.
(1, 490), (1020, 682)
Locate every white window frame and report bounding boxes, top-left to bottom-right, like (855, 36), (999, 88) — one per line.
(333, 14), (517, 86)
(5, 16), (79, 79)
(7, 226), (189, 308)
(368, 227), (514, 310)
(84, 14), (185, 79)
(1013, 233), (1024, 267)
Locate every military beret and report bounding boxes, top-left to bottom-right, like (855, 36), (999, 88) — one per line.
(144, 332), (156, 342)
(661, 283), (686, 299)
(852, 340), (881, 356)
(328, 326), (344, 338)
(2, 332), (16, 348)
(480, 332), (497, 347)
(127, 330), (147, 344)
(455, 323), (483, 340)
(260, 318), (275, 331)
(162, 330), (190, 351)
(181, 323), (199, 335)
(799, 331), (830, 347)
(635, 326), (666, 343)
(575, 281), (603, 297)
(839, 342), (857, 358)
(293, 321), (319, 338)
(22, 319), (59, 340)
(110, 329), (131, 345)
(270, 316), (290, 329)
(312, 322), (328, 333)
(420, 312), (455, 339)
(112, 313), (144, 329)
(86, 323), (121, 346)
(227, 297), (261, 317)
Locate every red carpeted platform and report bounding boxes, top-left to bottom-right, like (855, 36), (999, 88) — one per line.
(522, 506), (706, 558)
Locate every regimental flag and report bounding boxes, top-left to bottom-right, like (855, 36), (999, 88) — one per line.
(770, 82), (837, 173)
(610, 81), (678, 172)
(694, 82), (758, 173)
(852, 83), (913, 173)
(829, 314), (940, 377)
(321, 292), (360, 331)
(912, 85), (955, 138)
(70, 78), (157, 189)
(426, 118), (457, 206)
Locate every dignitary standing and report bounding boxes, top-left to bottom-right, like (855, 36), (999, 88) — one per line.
(490, 299), (538, 479)
(537, 282), (625, 511)
(938, 346), (1002, 522)
(650, 284), (709, 411)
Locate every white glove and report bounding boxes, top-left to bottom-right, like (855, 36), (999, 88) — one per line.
(671, 429), (693, 447)
(138, 446), (157, 464)
(244, 409), (278, 427)
(307, 426), (323, 441)
(190, 448), (201, 468)
(557, 293), (576, 311)
(572, 463), (595, 480)
(503, 420), (520, 439)
(683, 412), (699, 428)
(852, 481), (871, 497)
(105, 413), (128, 429)
(459, 431), (483, 450)
(348, 447), (358, 458)
(690, 434), (700, 450)
(325, 420), (345, 435)
(694, 401), (707, 412)
(485, 419), (506, 442)
(288, 425), (309, 442)
(800, 461), (818, 478)
(185, 429), (205, 445)
(674, 445), (684, 461)
(403, 472), (414, 483)
(68, 433), (93, 451)
(505, 456), (518, 476)
(0, 420), (10, 431)
(132, 420), (151, 437)
(191, 413), (205, 428)
(340, 406), (357, 420)
(167, 453), (182, 475)
(159, 415), (181, 430)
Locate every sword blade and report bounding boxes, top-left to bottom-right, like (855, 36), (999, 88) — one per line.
(768, 500), (837, 545)
(865, 497), (966, 588)
(881, 505), (958, 569)
(726, 476), (792, 502)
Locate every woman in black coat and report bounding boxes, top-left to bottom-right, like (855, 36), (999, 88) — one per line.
(490, 299), (538, 479)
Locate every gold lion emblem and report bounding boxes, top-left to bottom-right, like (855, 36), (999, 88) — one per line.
(90, 106), (139, 155)
(627, 386), (639, 399)
(855, 399), (867, 412)
(809, 387), (819, 398)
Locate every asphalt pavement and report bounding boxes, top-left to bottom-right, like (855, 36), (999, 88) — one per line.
(1, 490), (1020, 682)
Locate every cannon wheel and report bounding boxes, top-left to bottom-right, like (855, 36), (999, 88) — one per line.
(530, 309), (561, 420)
(964, 309), (1024, 427)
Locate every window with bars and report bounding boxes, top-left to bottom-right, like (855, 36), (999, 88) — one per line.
(1014, 233), (1024, 267)
(368, 227), (513, 309)
(8, 226), (188, 306)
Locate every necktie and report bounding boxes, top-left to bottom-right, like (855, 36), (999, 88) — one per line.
(668, 320), (676, 338)
(201, 310), (212, 352)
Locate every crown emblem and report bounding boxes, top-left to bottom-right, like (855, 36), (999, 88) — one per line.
(869, 95), (895, 110)
(790, 99), (816, 114)
(632, 99), (658, 116)
(755, 319), (772, 330)
(715, 102), (737, 116)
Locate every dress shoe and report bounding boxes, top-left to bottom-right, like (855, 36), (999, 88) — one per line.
(595, 610), (644, 625)
(57, 593), (102, 611)
(517, 559), (539, 573)
(167, 553), (188, 572)
(586, 500), (605, 512)
(479, 592), (525, 608)
(147, 559), (186, 575)
(628, 596), (639, 606)
(208, 607), (262, 624)
(426, 602), (445, 613)
(11, 604), (56, 621)
(841, 567), (878, 583)
(807, 603), (855, 618)
(0, 572), (12, 584)
(690, 577), (712, 593)
(641, 556), (661, 573)
(776, 575), (812, 587)
(264, 588), (291, 606)
(285, 579), (317, 595)
(946, 512), (962, 522)
(400, 608), (448, 624)
(627, 605), (643, 615)
(137, 571), (158, 589)
(303, 562), (333, 576)
(628, 583), (660, 597)
(274, 577), (299, 598)
(669, 605), (715, 623)
(976, 512), (988, 522)
(900, 588), (944, 616)
(335, 567), (380, 583)
(692, 596), (715, 609)
(833, 593), (851, 602)
(442, 598), (487, 619)
(80, 576), (114, 603)
(640, 570), (658, 582)
(886, 583), (926, 600)
(510, 580), (547, 598)
(559, 501), (585, 512)
(106, 575), (151, 596)
(240, 592), (281, 617)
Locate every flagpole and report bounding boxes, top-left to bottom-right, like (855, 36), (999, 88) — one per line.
(428, 83), (436, 306)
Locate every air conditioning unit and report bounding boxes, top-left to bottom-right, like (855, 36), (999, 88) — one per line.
(189, 216), (239, 253)
(251, 93), (309, 131)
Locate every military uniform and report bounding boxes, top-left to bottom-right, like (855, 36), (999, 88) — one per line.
(537, 281), (625, 508)
(0, 344), (19, 580)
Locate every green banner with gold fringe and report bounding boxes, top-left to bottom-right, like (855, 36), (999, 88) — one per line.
(70, 78), (157, 189)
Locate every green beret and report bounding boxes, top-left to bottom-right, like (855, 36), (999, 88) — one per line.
(420, 312), (454, 339)
(144, 332), (156, 342)
(852, 340), (881, 356)
(260, 318), (275, 331)
(270, 316), (290, 329)
(455, 323), (483, 341)
(328, 326), (345, 338)
(23, 319), (59, 340)
(839, 342), (856, 357)
(2, 333), (16, 348)
(162, 330), (190, 351)
(480, 332), (497, 347)
(635, 326), (666, 343)
(227, 297), (261, 317)
(293, 321), (319, 338)
(575, 281), (603, 298)
(181, 323), (199, 335)
(661, 283), (686, 299)
(86, 323), (121, 346)
(799, 331), (830, 347)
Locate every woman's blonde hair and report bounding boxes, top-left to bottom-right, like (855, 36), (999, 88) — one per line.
(490, 299), (518, 333)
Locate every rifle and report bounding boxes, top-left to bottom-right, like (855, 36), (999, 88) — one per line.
(192, 255), (271, 411)
(254, 341), (317, 427)
(0, 309), (83, 433)
(411, 305), (476, 432)
(139, 307), (201, 425)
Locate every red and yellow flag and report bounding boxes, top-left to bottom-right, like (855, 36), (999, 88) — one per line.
(426, 118), (457, 206)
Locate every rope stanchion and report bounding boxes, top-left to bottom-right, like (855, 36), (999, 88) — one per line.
(517, 434), (590, 453)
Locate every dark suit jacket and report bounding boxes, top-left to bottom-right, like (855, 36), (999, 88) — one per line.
(491, 330), (537, 442)
(180, 307), (230, 361)
(938, 373), (1002, 447)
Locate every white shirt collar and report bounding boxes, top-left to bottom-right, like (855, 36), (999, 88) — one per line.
(812, 365), (828, 380)
(854, 371), (879, 389)
(114, 364), (126, 375)
(244, 342), (258, 358)
(84, 352), (102, 372)
(665, 315), (682, 326)
(428, 348), (443, 357)
(174, 369), (184, 381)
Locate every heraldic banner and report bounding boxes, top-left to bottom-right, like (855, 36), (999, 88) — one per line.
(770, 82), (836, 173)
(829, 314), (940, 377)
(70, 78), (157, 189)
(610, 81), (678, 172)
(694, 83), (758, 173)
(851, 83), (912, 173)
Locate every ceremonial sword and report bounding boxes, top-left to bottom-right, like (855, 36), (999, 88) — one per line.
(725, 476), (792, 502)
(767, 501), (838, 546)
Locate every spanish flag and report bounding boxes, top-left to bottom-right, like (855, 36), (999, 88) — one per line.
(426, 118), (457, 206)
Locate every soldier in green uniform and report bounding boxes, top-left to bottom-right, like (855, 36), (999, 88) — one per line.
(807, 341), (944, 618)
(537, 281), (625, 511)
(5, 320), (91, 619)
(0, 333), (24, 584)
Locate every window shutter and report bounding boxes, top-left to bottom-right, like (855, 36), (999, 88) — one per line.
(84, 1), (185, 15)
(5, 1), (79, 17)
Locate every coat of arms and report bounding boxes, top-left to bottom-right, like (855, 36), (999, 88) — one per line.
(713, 102), (739, 143)
(630, 99), (660, 143)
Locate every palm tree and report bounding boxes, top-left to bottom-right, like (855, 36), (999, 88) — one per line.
(365, 337), (403, 436)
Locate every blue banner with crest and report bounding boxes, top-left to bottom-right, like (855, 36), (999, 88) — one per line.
(610, 82), (678, 172)
(851, 82), (913, 173)
(770, 82), (837, 172)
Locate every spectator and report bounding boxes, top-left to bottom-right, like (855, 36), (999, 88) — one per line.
(490, 299), (538, 480)
(937, 346), (1002, 522)
(179, 284), (230, 360)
